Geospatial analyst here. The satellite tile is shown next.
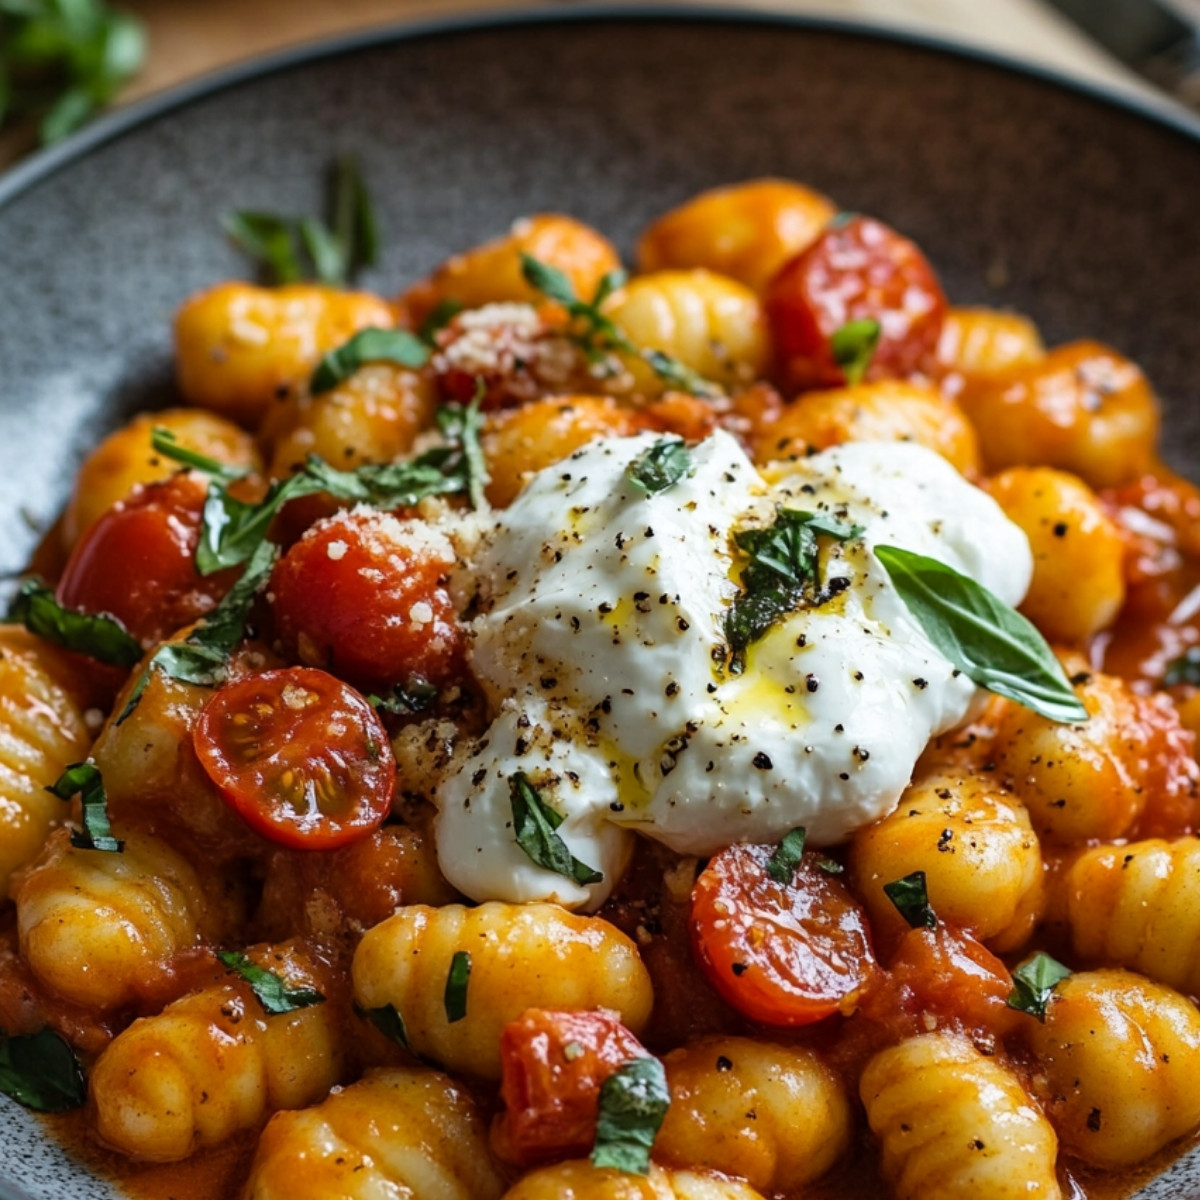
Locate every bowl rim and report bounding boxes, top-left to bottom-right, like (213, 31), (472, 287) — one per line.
(2, 1), (1200, 213)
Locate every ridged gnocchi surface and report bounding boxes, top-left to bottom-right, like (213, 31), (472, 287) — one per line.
(500, 1161), (767, 1200)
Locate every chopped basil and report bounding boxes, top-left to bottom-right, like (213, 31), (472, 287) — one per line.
(435, 392), (489, 511)
(47, 762), (123, 853)
(223, 155), (377, 285)
(0, 1030), (87, 1112)
(368, 678), (438, 716)
(217, 950), (325, 1015)
(1006, 951), (1071, 1021)
(875, 545), (1088, 724)
(509, 771), (603, 887)
(6, 578), (142, 667)
(725, 509), (862, 673)
(418, 298), (465, 346)
(883, 870), (936, 930)
(150, 428), (248, 484)
(519, 253), (720, 397)
(364, 1003), (409, 1049)
(443, 951), (471, 1024)
(764, 827), (807, 884)
(590, 1056), (670, 1176)
(830, 318), (881, 385)
(1164, 647), (1200, 688)
(628, 437), (692, 496)
(310, 328), (430, 395)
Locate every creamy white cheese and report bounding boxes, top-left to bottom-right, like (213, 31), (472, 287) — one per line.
(433, 431), (1033, 908)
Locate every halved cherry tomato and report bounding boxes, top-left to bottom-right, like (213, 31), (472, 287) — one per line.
(56, 472), (235, 647)
(193, 666), (395, 850)
(690, 843), (878, 1026)
(270, 509), (464, 694)
(492, 1008), (649, 1167)
(764, 214), (946, 392)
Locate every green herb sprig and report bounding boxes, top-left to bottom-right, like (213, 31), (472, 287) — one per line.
(368, 678), (439, 716)
(47, 761), (122, 853)
(764, 827), (807, 884)
(875, 545), (1088, 723)
(628, 437), (693, 496)
(1006, 951), (1070, 1021)
(725, 509), (862, 673)
(443, 951), (471, 1024)
(591, 1057), (671, 1175)
(6, 578), (142, 667)
(217, 950), (325, 1015)
(310, 328), (429, 394)
(509, 771), (603, 887)
(222, 155), (377, 285)
(0, 1029), (87, 1112)
(0, 0), (145, 145)
(883, 870), (937, 930)
(830, 318), (881, 385)
(364, 1003), (410, 1049)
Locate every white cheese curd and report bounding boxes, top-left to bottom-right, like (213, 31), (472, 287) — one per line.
(433, 430), (1033, 908)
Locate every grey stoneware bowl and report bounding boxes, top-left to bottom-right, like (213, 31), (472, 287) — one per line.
(1, 6), (1199, 1199)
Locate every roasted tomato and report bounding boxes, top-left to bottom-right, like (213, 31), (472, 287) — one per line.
(690, 843), (878, 1026)
(270, 508), (464, 695)
(492, 1008), (649, 1166)
(764, 214), (946, 391)
(56, 472), (234, 647)
(193, 666), (395, 850)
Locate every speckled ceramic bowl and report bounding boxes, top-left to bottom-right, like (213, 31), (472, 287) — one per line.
(1, 7), (1199, 1198)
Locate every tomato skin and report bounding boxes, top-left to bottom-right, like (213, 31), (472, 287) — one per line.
(193, 666), (395, 850)
(270, 509), (464, 695)
(56, 472), (234, 647)
(690, 844), (879, 1027)
(764, 215), (946, 392)
(493, 1008), (649, 1167)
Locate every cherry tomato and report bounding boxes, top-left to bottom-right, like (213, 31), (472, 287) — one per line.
(690, 843), (878, 1026)
(270, 509), (464, 694)
(56, 472), (235, 647)
(493, 1008), (649, 1166)
(764, 215), (946, 391)
(193, 666), (395, 850)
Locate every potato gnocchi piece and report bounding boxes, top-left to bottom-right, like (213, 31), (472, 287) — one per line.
(861, 1032), (1061, 1200)
(654, 1036), (851, 1193)
(242, 1066), (505, 1200)
(402, 213), (620, 323)
(986, 467), (1125, 643)
(16, 828), (218, 1011)
(848, 769), (1044, 953)
(174, 282), (396, 427)
(936, 307), (1044, 379)
(90, 941), (343, 1161)
(1057, 838), (1200, 994)
(351, 902), (653, 1079)
(754, 381), (980, 477)
(636, 178), (835, 293)
(61, 407), (260, 551)
(602, 270), (770, 396)
(0, 628), (93, 899)
(958, 340), (1158, 488)
(260, 362), (435, 479)
(500, 1161), (767, 1200)
(1025, 968), (1200, 1168)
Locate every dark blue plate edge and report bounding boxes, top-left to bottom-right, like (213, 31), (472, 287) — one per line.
(3, 1), (1200, 215)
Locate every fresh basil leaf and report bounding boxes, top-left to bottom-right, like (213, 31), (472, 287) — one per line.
(830, 318), (881, 385)
(221, 210), (304, 284)
(217, 950), (325, 1015)
(328, 153), (378, 279)
(1164, 647), (1200, 688)
(875, 545), (1089, 724)
(1006, 951), (1071, 1022)
(299, 216), (345, 286)
(310, 328), (430, 395)
(435, 390), (489, 510)
(0, 1030), (86, 1113)
(883, 870), (936, 930)
(368, 678), (438, 716)
(47, 761), (123, 853)
(150, 427), (248, 484)
(640, 348), (722, 399)
(418, 298), (464, 346)
(628, 437), (692, 496)
(509, 771), (603, 887)
(364, 1003), (409, 1049)
(6, 578), (141, 667)
(443, 950), (471, 1024)
(591, 1056), (670, 1176)
(725, 509), (861, 673)
(764, 827), (807, 884)
(519, 251), (578, 307)
(591, 268), (627, 309)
